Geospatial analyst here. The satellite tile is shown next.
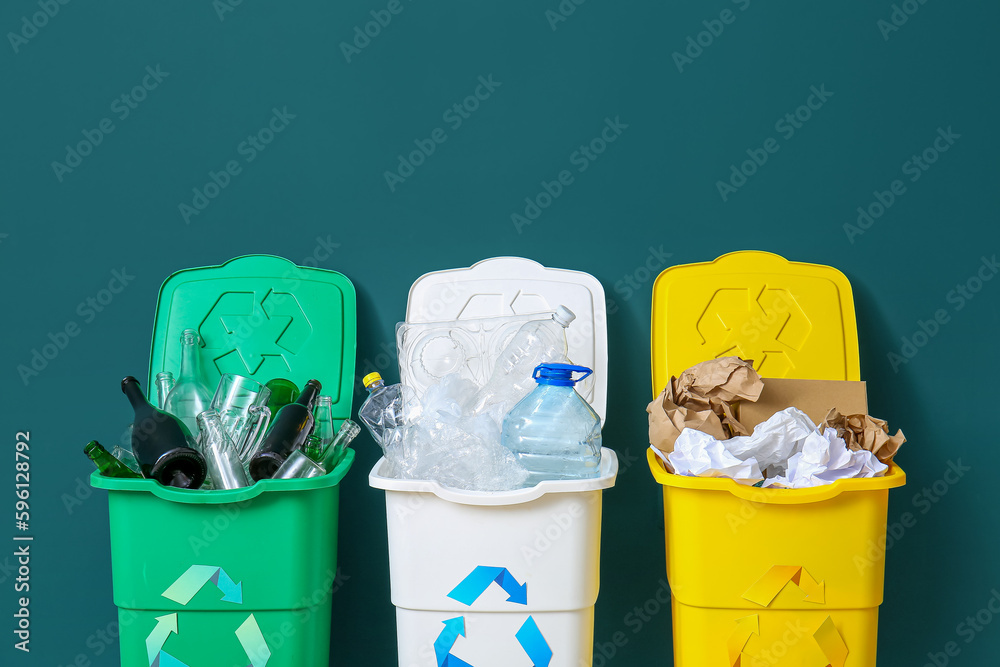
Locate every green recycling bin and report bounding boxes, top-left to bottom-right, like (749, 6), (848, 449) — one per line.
(90, 255), (357, 667)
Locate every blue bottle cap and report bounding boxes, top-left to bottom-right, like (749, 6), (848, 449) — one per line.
(532, 363), (593, 387)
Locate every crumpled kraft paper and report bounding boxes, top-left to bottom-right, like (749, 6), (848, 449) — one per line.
(821, 408), (906, 464)
(647, 356), (763, 455)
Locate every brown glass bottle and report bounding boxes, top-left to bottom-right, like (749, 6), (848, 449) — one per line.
(249, 379), (321, 481)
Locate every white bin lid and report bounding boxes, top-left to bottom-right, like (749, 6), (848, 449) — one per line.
(405, 256), (609, 423)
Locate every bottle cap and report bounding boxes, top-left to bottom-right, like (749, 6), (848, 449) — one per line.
(532, 362), (593, 387)
(553, 305), (576, 328)
(362, 372), (383, 389)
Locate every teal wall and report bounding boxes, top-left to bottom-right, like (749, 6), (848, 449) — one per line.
(1, 0), (998, 665)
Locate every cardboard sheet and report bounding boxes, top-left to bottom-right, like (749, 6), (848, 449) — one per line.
(740, 378), (868, 431)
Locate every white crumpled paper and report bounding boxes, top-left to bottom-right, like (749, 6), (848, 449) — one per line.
(660, 406), (888, 488)
(666, 428), (763, 483)
(762, 427), (887, 488)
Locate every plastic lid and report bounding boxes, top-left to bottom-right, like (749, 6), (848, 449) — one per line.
(362, 372), (383, 389)
(533, 362), (592, 387)
(148, 255), (357, 421)
(650, 251), (860, 395)
(405, 257), (608, 423)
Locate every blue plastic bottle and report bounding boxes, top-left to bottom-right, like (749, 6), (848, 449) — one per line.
(501, 363), (602, 487)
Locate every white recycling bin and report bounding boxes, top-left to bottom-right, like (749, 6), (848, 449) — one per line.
(369, 257), (616, 667)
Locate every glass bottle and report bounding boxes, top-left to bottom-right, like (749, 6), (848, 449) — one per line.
(155, 371), (175, 410)
(197, 410), (250, 490)
(249, 379), (321, 481)
(163, 329), (213, 436)
(273, 421), (360, 480)
(264, 378), (299, 414)
(123, 376), (207, 489)
(84, 440), (142, 479)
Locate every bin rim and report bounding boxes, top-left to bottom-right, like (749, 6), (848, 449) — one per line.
(646, 447), (904, 504)
(369, 448), (618, 506)
(89, 448), (355, 504)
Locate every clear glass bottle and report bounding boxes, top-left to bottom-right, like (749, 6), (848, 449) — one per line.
(163, 329), (214, 437)
(197, 410), (250, 490)
(155, 371), (175, 410)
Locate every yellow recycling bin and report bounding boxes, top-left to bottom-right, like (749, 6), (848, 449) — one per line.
(646, 251), (905, 666)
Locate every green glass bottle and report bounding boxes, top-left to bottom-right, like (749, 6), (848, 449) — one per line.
(84, 440), (142, 479)
(264, 378), (300, 414)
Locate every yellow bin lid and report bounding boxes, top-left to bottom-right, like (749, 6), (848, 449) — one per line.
(650, 250), (860, 395)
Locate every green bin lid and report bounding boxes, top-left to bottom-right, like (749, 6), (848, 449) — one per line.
(147, 255), (357, 420)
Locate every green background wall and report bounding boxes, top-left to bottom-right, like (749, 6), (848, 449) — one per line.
(1, 0), (997, 665)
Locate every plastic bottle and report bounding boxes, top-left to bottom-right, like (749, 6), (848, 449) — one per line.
(500, 363), (601, 487)
(470, 306), (575, 419)
(359, 372), (406, 448)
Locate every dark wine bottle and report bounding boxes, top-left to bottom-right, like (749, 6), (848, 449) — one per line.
(249, 379), (321, 481)
(122, 376), (208, 489)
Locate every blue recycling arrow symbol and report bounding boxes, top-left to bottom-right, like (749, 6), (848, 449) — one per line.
(433, 615), (551, 667)
(515, 616), (552, 667)
(439, 567), (549, 666)
(447, 566), (527, 606)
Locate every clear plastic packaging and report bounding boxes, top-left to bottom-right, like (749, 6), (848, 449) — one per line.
(396, 312), (554, 399)
(469, 306), (575, 424)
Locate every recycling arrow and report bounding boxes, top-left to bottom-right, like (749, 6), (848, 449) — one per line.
(434, 617), (473, 667)
(742, 565), (825, 607)
(236, 614), (271, 667)
(145, 614), (178, 665)
(448, 566), (527, 606)
(515, 616), (552, 667)
(162, 565), (244, 605)
(726, 613), (847, 667)
(727, 614), (759, 667)
(201, 290), (311, 376)
(151, 651), (190, 667)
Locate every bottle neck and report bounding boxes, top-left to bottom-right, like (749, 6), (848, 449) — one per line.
(123, 380), (152, 412)
(178, 331), (201, 379)
(296, 381), (321, 407)
(367, 380), (385, 393)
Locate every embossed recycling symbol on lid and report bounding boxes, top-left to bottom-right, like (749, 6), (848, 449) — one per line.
(695, 286), (811, 378)
(199, 289), (313, 376)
